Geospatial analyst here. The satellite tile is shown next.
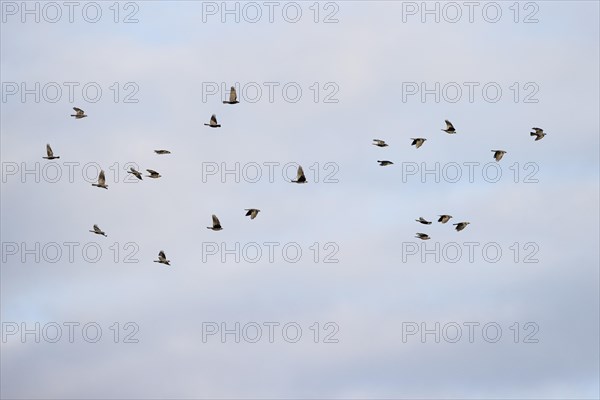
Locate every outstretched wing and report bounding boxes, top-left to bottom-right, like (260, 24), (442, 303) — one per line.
(46, 144), (53, 157)
(98, 170), (106, 185)
(532, 127), (543, 134)
(73, 107), (84, 115)
(210, 114), (218, 125)
(212, 214), (221, 227)
(229, 87), (237, 102)
(296, 165), (305, 180)
(93, 224), (100, 232)
(159, 250), (166, 259)
(445, 120), (455, 130)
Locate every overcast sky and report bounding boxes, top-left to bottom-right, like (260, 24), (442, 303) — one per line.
(1, 1), (599, 399)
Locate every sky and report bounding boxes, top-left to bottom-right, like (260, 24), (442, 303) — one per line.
(1, 1), (599, 399)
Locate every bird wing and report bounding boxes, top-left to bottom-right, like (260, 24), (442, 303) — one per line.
(532, 127), (543, 133)
(212, 214), (221, 226)
(210, 114), (218, 125)
(93, 224), (100, 232)
(73, 107), (84, 115)
(229, 87), (237, 102)
(146, 169), (158, 175)
(46, 144), (53, 157)
(445, 120), (454, 130)
(159, 250), (166, 259)
(98, 170), (106, 185)
(297, 165), (305, 180)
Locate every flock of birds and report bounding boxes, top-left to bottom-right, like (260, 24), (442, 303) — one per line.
(371, 119), (547, 241)
(43, 88), (310, 266)
(43, 97), (548, 264)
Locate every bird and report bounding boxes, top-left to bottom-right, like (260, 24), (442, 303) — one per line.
(530, 127), (546, 141)
(415, 233), (430, 240)
(377, 160), (394, 166)
(492, 150), (507, 162)
(42, 144), (60, 160)
(128, 167), (142, 180)
(245, 209), (260, 219)
(372, 139), (388, 147)
(207, 214), (223, 231)
(223, 86), (239, 104)
(416, 217), (432, 225)
(89, 224), (107, 237)
(92, 170), (108, 189)
(71, 107), (87, 119)
(291, 165), (307, 183)
(438, 215), (452, 223)
(454, 222), (470, 231)
(442, 120), (456, 134)
(154, 250), (170, 266)
(154, 150), (171, 155)
(146, 169), (161, 178)
(204, 114), (221, 128)
(411, 138), (427, 148)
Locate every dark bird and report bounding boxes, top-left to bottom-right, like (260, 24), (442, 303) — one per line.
(207, 214), (223, 231)
(154, 250), (170, 266)
(530, 127), (546, 141)
(92, 170), (108, 189)
(411, 138), (427, 148)
(454, 222), (470, 231)
(204, 114), (221, 128)
(291, 165), (307, 183)
(377, 160), (394, 166)
(146, 169), (161, 179)
(223, 86), (239, 104)
(42, 144), (60, 160)
(128, 167), (142, 180)
(438, 215), (452, 223)
(71, 107), (87, 119)
(415, 233), (430, 240)
(442, 120), (456, 134)
(245, 209), (260, 220)
(154, 150), (171, 155)
(372, 139), (388, 147)
(492, 150), (507, 162)
(416, 217), (432, 225)
(89, 224), (107, 237)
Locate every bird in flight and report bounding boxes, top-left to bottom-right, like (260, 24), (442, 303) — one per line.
(245, 209), (260, 219)
(530, 127), (546, 141)
(492, 150), (507, 162)
(207, 214), (223, 231)
(204, 114), (221, 128)
(416, 217), (432, 225)
(442, 120), (456, 134)
(411, 138), (427, 148)
(92, 170), (108, 189)
(223, 86), (239, 104)
(71, 107), (87, 119)
(438, 215), (452, 223)
(146, 169), (161, 179)
(89, 224), (107, 237)
(291, 165), (307, 183)
(372, 139), (388, 147)
(42, 144), (60, 160)
(128, 167), (143, 180)
(415, 233), (430, 240)
(154, 150), (171, 155)
(377, 160), (394, 166)
(154, 250), (170, 266)
(454, 222), (470, 231)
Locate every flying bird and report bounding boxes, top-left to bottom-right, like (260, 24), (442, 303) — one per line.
(207, 214), (223, 231)
(89, 224), (107, 237)
(223, 86), (239, 104)
(42, 144), (60, 160)
(492, 150), (507, 162)
(530, 127), (546, 141)
(71, 107), (87, 119)
(372, 139), (388, 147)
(442, 120), (456, 134)
(411, 138), (427, 148)
(128, 167), (142, 180)
(204, 114), (221, 128)
(92, 170), (108, 189)
(416, 217), (432, 225)
(438, 215), (452, 223)
(245, 209), (260, 219)
(291, 165), (307, 183)
(146, 169), (161, 179)
(154, 150), (171, 155)
(415, 233), (430, 240)
(454, 222), (470, 231)
(377, 160), (394, 166)
(154, 250), (170, 266)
